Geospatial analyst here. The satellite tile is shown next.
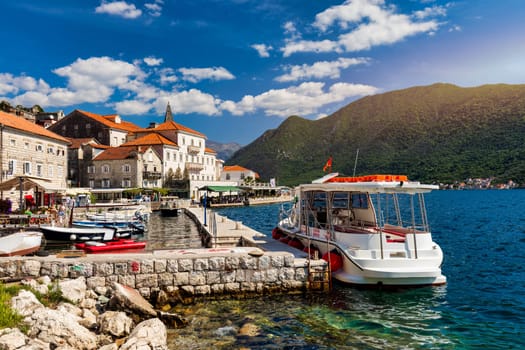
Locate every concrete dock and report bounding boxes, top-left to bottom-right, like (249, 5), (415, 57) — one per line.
(185, 206), (310, 259)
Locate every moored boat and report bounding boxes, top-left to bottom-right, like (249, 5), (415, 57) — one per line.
(74, 239), (146, 253)
(0, 231), (43, 256)
(277, 173), (446, 287)
(39, 225), (121, 242)
(159, 196), (183, 217)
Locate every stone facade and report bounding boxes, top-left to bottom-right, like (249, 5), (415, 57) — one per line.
(0, 111), (69, 209)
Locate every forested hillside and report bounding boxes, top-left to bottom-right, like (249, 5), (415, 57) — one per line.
(227, 83), (525, 186)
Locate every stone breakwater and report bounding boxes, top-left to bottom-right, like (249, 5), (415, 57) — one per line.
(0, 249), (329, 303)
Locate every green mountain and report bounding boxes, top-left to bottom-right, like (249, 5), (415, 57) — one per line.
(227, 83), (525, 186)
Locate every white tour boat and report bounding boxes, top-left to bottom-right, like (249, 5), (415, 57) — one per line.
(276, 173), (446, 287)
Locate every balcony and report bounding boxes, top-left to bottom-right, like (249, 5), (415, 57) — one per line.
(186, 162), (204, 171)
(187, 145), (200, 154)
(143, 171), (162, 180)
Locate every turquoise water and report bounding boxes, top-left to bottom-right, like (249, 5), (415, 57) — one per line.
(179, 190), (525, 349)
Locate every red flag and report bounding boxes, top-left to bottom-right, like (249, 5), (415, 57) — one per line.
(323, 156), (332, 172)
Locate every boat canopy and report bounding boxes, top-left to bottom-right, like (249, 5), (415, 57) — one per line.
(305, 174), (438, 194)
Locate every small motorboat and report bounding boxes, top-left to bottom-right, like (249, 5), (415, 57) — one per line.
(75, 239), (146, 253)
(0, 231), (43, 256)
(39, 225), (119, 242)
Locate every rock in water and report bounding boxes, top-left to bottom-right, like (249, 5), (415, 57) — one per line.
(108, 282), (157, 320)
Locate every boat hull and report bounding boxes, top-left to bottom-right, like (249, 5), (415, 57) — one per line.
(75, 239), (146, 253)
(0, 231), (43, 256)
(278, 226), (446, 287)
(159, 208), (181, 217)
(39, 226), (117, 242)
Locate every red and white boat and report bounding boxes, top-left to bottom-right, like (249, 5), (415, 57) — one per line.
(276, 173), (446, 287)
(75, 239), (146, 253)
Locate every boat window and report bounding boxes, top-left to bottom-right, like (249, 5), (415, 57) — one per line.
(351, 193), (368, 209)
(332, 192), (349, 209)
(312, 192), (326, 210)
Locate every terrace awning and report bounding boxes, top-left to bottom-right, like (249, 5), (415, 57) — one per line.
(199, 185), (243, 192)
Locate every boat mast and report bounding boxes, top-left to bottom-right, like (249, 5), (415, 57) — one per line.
(352, 148), (359, 176)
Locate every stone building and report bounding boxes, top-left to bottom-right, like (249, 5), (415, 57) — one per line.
(0, 110), (70, 209)
(89, 145), (162, 190)
(48, 109), (141, 147)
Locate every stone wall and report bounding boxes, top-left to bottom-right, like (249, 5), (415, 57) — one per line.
(0, 250), (330, 303)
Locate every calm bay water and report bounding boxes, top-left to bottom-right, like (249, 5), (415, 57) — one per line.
(163, 190), (525, 349)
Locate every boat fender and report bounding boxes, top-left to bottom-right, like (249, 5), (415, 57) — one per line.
(399, 181), (404, 187)
(322, 250), (343, 272)
(272, 227), (283, 240)
(70, 234), (77, 241)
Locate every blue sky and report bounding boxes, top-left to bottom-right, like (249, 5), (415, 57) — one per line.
(1, 1), (524, 145)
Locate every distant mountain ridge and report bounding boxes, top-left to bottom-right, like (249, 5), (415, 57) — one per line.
(206, 140), (242, 161)
(227, 83), (525, 186)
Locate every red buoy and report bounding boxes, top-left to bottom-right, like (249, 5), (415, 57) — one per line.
(322, 251), (343, 271)
(272, 227), (283, 240)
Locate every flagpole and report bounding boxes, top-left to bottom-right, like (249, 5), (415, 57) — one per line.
(352, 148), (359, 176)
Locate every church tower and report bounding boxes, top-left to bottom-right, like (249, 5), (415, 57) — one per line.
(164, 102), (173, 122)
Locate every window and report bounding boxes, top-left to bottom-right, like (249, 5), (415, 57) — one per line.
(23, 162), (31, 175)
(48, 165), (53, 177)
(7, 160), (16, 175)
(226, 174), (230, 180)
(112, 137), (117, 146)
(122, 179), (131, 187)
(9, 139), (15, 147)
(24, 142), (29, 150)
(102, 165), (110, 173)
(167, 152), (170, 161)
(86, 123), (91, 130)
(148, 152), (153, 162)
(88, 180), (94, 188)
(122, 164), (131, 173)
(240, 173), (245, 179)
(57, 166), (63, 177)
(74, 124), (78, 130)
(36, 164), (43, 176)
(87, 165), (95, 174)
(102, 179), (111, 188)
(47, 146), (54, 154)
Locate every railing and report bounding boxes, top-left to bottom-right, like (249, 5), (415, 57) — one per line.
(186, 162), (204, 171)
(187, 145), (200, 154)
(143, 171), (162, 180)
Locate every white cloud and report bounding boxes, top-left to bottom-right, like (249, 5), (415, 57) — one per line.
(154, 90), (222, 116)
(115, 100), (152, 115)
(413, 5), (447, 20)
(158, 68), (178, 85)
(222, 81), (378, 117)
(178, 67), (235, 83)
(95, 1), (142, 19)
(143, 56), (163, 66)
(145, 0), (163, 17)
(251, 44), (273, 58)
(53, 56), (143, 92)
(275, 57), (369, 82)
(282, 0), (443, 56)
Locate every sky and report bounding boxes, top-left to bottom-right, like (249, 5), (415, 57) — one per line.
(1, 1), (524, 145)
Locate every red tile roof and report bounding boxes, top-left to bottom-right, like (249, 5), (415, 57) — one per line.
(121, 133), (178, 147)
(139, 120), (205, 137)
(223, 165), (251, 172)
(66, 137), (99, 149)
(0, 110), (70, 143)
(74, 109), (142, 132)
(204, 147), (216, 154)
(93, 146), (147, 161)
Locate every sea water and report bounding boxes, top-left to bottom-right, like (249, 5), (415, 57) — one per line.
(164, 190), (525, 349)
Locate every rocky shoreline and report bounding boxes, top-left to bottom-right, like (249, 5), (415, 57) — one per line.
(0, 276), (183, 350)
